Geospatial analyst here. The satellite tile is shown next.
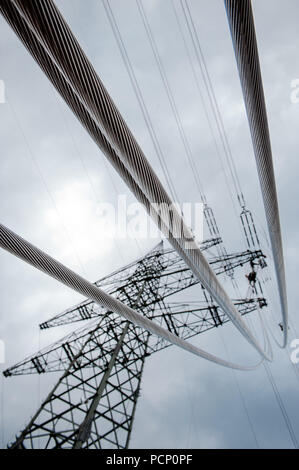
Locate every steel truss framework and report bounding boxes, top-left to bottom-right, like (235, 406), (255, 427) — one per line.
(4, 240), (267, 449)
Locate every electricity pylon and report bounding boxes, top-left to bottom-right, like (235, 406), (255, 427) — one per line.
(4, 239), (267, 449)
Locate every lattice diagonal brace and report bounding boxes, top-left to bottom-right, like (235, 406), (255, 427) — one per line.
(38, 243), (266, 331)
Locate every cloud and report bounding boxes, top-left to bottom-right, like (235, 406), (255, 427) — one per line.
(0, 0), (298, 449)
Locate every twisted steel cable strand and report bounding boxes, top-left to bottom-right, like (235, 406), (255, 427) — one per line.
(224, 0), (288, 347)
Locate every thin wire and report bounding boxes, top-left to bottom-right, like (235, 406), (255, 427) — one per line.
(6, 98), (88, 277)
(263, 361), (299, 449)
(178, 0), (279, 320)
(180, 358), (195, 449)
(171, 0), (241, 224)
(102, 0), (179, 205)
(247, 311), (298, 449)
(53, 93), (128, 265)
(136, 0), (206, 204)
(135, 0), (241, 283)
(262, 298), (299, 388)
(181, 0), (244, 204)
(103, 0), (240, 276)
(171, 0), (252, 285)
(54, 95), (103, 206)
(100, 152), (144, 258)
(217, 327), (260, 448)
(177, 0), (254, 264)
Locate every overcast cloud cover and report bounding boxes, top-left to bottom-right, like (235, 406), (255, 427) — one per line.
(0, 0), (299, 449)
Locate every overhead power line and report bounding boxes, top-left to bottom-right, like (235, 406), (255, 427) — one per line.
(136, 0), (206, 203)
(102, 0), (179, 204)
(135, 0), (237, 278)
(180, 0), (244, 206)
(263, 361), (299, 448)
(0, 0), (271, 361)
(171, 0), (241, 223)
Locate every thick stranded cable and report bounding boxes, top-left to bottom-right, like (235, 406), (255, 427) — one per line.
(0, 222), (264, 371)
(0, 0), (271, 361)
(224, 0), (288, 347)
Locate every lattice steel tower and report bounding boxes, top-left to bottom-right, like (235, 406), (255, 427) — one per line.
(3, 239), (267, 449)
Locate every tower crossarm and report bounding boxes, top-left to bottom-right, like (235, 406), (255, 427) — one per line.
(146, 297), (267, 354)
(4, 314), (125, 377)
(40, 248), (266, 330)
(4, 297), (266, 378)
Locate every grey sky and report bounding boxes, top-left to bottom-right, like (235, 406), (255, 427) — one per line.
(0, 0), (299, 449)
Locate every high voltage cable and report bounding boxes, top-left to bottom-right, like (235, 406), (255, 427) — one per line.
(0, 0), (271, 362)
(183, 0), (286, 356)
(224, 0), (288, 347)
